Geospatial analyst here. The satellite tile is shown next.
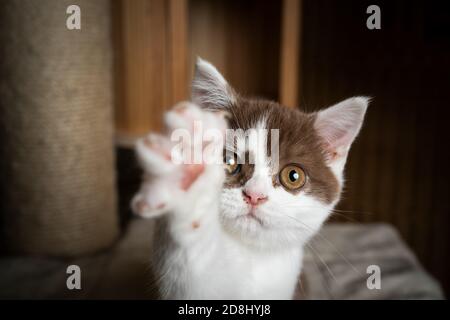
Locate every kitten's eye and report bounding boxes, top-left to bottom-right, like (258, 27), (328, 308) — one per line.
(224, 153), (241, 175)
(279, 165), (306, 190)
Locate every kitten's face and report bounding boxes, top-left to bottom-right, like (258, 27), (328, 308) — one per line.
(218, 100), (339, 249)
(192, 58), (368, 250)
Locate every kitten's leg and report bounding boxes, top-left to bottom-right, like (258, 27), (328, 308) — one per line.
(133, 103), (232, 299)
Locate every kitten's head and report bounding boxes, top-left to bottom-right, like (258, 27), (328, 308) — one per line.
(192, 58), (368, 250)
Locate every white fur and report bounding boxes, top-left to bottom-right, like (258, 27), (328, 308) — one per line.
(191, 57), (236, 110)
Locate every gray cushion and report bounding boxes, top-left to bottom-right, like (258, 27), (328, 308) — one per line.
(0, 220), (443, 299)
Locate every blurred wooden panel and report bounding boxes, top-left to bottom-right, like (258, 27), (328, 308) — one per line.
(115, 0), (281, 141)
(114, 0), (188, 142)
(301, 0), (450, 295)
(188, 0), (228, 80)
(189, 0), (281, 100)
(168, 0), (188, 105)
(115, 0), (287, 142)
(280, 0), (302, 108)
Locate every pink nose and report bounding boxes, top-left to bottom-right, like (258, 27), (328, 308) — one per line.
(242, 190), (268, 206)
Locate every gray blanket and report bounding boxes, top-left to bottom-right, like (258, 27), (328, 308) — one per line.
(0, 220), (443, 299)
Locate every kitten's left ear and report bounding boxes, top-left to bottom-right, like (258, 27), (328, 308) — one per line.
(314, 96), (370, 162)
(191, 57), (237, 110)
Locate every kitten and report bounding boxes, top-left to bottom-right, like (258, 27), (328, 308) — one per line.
(132, 58), (368, 299)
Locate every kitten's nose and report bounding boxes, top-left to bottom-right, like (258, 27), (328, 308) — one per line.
(242, 190), (268, 206)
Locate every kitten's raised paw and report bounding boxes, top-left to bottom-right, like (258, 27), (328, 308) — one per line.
(131, 178), (177, 218)
(180, 164), (205, 191)
(136, 133), (176, 176)
(164, 101), (227, 137)
(132, 101), (227, 219)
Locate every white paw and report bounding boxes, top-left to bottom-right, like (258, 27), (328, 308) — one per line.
(132, 101), (227, 219)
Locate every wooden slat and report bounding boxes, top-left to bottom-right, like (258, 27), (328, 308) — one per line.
(188, 0), (227, 84)
(279, 0), (301, 108)
(189, 0), (281, 99)
(114, 0), (188, 144)
(168, 0), (189, 105)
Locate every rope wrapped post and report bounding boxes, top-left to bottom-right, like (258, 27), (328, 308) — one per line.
(0, 0), (119, 257)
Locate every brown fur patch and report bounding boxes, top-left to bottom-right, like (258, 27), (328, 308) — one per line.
(223, 151), (255, 189)
(192, 221), (200, 229)
(293, 272), (309, 299)
(224, 97), (340, 204)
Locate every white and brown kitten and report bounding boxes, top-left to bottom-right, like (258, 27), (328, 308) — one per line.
(132, 58), (369, 299)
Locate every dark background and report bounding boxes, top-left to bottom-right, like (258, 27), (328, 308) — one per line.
(299, 0), (450, 295)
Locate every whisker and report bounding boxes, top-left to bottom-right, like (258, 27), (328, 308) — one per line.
(284, 214), (361, 275)
(329, 211), (359, 223)
(304, 244), (334, 299)
(330, 208), (373, 215)
(305, 242), (337, 282)
(278, 204), (373, 216)
(296, 274), (307, 300)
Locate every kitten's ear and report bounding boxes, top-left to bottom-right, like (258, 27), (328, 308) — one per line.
(314, 96), (369, 162)
(191, 57), (237, 110)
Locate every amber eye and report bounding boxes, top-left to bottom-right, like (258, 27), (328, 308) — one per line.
(224, 153), (241, 175)
(279, 165), (306, 190)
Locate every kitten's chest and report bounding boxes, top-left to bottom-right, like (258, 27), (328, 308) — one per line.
(213, 244), (304, 299)
(156, 218), (304, 299)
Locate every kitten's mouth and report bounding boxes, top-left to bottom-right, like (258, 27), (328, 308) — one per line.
(239, 209), (264, 226)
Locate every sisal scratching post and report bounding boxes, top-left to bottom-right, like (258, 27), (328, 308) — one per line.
(0, 0), (119, 256)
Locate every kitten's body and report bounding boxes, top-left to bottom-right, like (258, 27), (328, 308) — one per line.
(133, 59), (368, 299)
(153, 217), (302, 299)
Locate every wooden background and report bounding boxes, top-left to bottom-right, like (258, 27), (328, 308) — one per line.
(300, 0), (450, 295)
(113, 0), (450, 295)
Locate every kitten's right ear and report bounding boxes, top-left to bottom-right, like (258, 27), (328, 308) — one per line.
(314, 96), (369, 162)
(191, 57), (237, 110)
